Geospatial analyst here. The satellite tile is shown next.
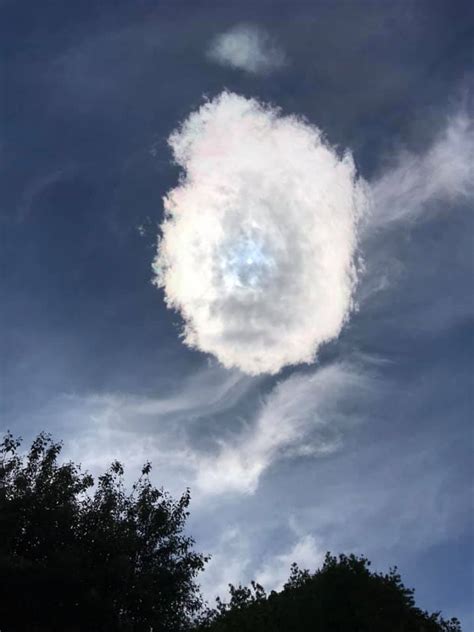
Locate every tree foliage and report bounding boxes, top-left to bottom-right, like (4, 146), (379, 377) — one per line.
(0, 432), (207, 632)
(0, 432), (462, 631)
(201, 554), (462, 632)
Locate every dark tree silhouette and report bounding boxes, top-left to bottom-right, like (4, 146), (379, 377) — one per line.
(200, 553), (462, 632)
(0, 433), (462, 632)
(0, 432), (207, 632)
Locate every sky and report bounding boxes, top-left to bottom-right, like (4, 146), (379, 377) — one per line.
(1, 0), (473, 626)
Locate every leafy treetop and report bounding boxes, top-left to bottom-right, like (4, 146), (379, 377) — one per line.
(200, 553), (462, 632)
(0, 432), (207, 632)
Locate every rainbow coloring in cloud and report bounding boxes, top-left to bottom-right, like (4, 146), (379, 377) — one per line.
(153, 92), (368, 374)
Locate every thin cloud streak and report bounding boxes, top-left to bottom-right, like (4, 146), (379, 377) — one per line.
(194, 362), (372, 496)
(28, 360), (373, 500)
(369, 110), (474, 228)
(358, 107), (474, 310)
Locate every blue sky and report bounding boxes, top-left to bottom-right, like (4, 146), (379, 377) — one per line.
(2, 0), (473, 626)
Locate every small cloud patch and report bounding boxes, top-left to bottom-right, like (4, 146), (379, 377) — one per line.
(207, 24), (286, 75)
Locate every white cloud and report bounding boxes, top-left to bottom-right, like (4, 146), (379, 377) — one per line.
(255, 534), (324, 592)
(21, 363), (470, 616)
(193, 361), (371, 496)
(39, 365), (257, 495)
(196, 383), (472, 603)
(200, 528), (324, 603)
(357, 108), (474, 315)
(199, 527), (252, 603)
(33, 360), (371, 500)
(154, 92), (368, 375)
(197, 420), (471, 603)
(207, 24), (286, 75)
(370, 110), (474, 227)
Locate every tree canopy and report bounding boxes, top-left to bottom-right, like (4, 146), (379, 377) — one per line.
(200, 554), (462, 632)
(0, 433), (462, 631)
(0, 432), (207, 632)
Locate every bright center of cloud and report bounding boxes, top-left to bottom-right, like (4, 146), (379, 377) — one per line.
(153, 92), (368, 375)
(221, 231), (274, 290)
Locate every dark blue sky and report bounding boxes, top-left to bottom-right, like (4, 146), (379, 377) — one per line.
(2, 0), (473, 625)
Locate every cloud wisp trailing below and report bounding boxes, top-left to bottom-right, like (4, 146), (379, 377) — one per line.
(207, 24), (286, 75)
(32, 359), (373, 499)
(62, 361), (372, 501)
(193, 361), (372, 496)
(154, 92), (368, 375)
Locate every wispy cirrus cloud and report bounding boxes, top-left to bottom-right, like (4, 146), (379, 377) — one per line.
(359, 106), (474, 320)
(32, 360), (373, 501)
(369, 109), (474, 228)
(193, 362), (372, 496)
(33, 365), (258, 495)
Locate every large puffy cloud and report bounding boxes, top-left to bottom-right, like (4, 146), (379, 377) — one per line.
(153, 92), (368, 375)
(207, 24), (286, 75)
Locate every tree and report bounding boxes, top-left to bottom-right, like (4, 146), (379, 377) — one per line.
(0, 433), (462, 632)
(0, 432), (207, 632)
(200, 553), (462, 632)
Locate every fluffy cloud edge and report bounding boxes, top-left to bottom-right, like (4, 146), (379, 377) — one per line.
(154, 91), (368, 375)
